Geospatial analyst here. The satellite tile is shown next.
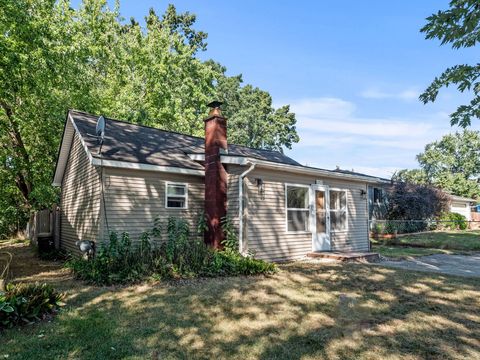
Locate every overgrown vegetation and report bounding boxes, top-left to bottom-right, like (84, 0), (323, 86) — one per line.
(0, 282), (63, 329)
(439, 212), (468, 230)
(66, 216), (276, 285)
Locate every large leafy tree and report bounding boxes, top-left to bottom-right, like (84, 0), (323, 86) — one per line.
(392, 169), (429, 185)
(0, 0), (299, 238)
(420, 0), (480, 126)
(394, 130), (480, 198)
(417, 129), (480, 179)
(212, 63), (299, 152)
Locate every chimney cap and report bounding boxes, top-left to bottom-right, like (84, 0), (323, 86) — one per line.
(207, 100), (223, 117)
(207, 100), (223, 109)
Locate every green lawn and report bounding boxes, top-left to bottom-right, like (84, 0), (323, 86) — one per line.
(372, 245), (456, 258)
(372, 230), (480, 259)
(394, 230), (480, 251)
(2, 241), (480, 359)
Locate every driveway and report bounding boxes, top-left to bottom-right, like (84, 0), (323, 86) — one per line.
(379, 253), (480, 278)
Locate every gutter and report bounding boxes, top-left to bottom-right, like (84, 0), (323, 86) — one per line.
(238, 161), (256, 254)
(251, 158), (389, 184)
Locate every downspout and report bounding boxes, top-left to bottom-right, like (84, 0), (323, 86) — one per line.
(238, 162), (256, 255)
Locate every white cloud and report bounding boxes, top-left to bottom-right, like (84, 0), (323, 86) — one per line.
(282, 96), (461, 178)
(360, 87), (420, 101)
(286, 97), (355, 118)
(298, 117), (433, 137)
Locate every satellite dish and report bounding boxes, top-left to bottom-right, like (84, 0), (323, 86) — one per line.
(96, 115), (105, 145)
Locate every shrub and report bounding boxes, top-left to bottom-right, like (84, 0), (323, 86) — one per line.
(439, 212), (468, 230)
(383, 221), (397, 235)
(66, 216), (277, 285)
(221, 216), (239, 253)
(0, 283), (63, 329)
(386, 182), (449, 221)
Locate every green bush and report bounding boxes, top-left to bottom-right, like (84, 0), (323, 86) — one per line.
(66, 216), (277, 285)
(0, 282), (64, 329)
(439, 212), (468, 230)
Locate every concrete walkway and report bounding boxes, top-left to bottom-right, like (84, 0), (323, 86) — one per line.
(379, 253), (480, 278)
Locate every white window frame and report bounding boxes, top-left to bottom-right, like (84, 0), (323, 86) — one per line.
(165, 182), (188, 209)
(285, 183), (311, 234)
(329, 188), (348, 233)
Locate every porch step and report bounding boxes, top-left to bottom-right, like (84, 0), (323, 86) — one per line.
(306, 251), (380, 262)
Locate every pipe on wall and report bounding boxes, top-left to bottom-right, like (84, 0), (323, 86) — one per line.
(238, 162), (256, 254)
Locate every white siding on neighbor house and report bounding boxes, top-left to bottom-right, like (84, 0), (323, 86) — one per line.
(99, 168), (205, 244)
(242, 168), (369, 262)
(60, 132), (102, 254)
(450, 201), (472, 221)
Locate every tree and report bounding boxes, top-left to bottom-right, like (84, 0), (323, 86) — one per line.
(386, 182), (449, 221)
(417, 130), (480, 197)
(417, 129), (480, 178)
(392, 169), (429, 185)
(0, 0), (299, 238)
(211, 63), (299, 152)
(394, 130), (480, 198)
(420, 0), (480, 127)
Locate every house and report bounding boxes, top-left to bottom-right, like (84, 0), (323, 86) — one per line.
(53, 105), (387, 262)
(448, 194), (476, 221)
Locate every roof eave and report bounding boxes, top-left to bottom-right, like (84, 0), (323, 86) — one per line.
(250, 159), (389, 184)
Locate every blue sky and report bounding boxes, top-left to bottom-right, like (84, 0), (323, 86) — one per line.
(79, 1), (479, 178)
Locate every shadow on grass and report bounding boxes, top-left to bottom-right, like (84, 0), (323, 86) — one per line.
(1, 257), (480, 359)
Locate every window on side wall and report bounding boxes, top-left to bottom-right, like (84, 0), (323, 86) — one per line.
(330, 190), (347, 231)
(165, 182), (188, 209)
(286, 185), (310, 232)
(373, 188), (383, 204)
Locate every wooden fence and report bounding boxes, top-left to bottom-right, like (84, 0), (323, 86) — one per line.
(27, 205), (60, 249)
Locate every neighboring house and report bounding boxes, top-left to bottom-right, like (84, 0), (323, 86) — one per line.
(53, 107), (387, 262)
(448, 194), (476, 221)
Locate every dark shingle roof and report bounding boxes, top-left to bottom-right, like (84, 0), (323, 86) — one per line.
(69, 110), (300, 169)
(332, 169), (391, 182)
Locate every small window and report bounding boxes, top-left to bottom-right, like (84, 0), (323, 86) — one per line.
(286, 185), (310, 232)
(373, 188), (383, 204)
(330, 190), (347, 231)
(165, 182), (187, 209)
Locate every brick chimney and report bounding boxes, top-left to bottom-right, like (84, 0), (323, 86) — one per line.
(204, 101), (227, 248)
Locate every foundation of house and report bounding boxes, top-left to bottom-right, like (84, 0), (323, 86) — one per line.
(306, 251), (380, 262)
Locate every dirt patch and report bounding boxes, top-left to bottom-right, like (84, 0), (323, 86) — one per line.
(0, 240), (71, 284)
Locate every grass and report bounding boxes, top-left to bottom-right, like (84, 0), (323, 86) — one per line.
(372, 245), (455, 258)
(395, 230), (480, 251)
(2, 241), (480, 359)
(372, 230), (480, 259)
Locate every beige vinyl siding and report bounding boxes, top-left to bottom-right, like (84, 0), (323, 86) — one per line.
(60, 132), (101, 254)
(243, 168), (369, 262)
(100, 168), (204, 243)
